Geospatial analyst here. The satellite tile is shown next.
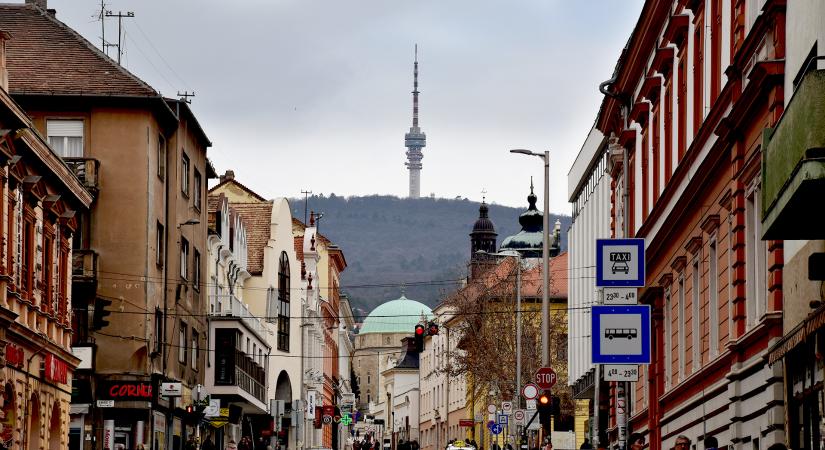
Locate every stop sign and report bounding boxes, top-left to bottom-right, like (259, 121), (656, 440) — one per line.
(535, 367), (557, 389)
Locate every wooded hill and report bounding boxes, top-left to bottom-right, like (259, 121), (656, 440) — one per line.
(289, 195), (571, 315)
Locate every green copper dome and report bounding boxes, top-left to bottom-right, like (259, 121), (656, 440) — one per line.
(359, 296), (433, 335)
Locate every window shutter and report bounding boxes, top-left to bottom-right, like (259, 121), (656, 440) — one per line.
(47, 120), (84, 137)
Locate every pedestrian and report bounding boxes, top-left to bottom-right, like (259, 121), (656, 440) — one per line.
(628, 433), (645, 450)
(580, 438), (593, 450)
(412, 440), (420, 450)
(225, 440), (239, 450)
(703, 437), (718, 450)
(673, 435), (691, 450)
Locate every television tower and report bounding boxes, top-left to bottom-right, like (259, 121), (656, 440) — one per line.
(405, 44), (426, 198)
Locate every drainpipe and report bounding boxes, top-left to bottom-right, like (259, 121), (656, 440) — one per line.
(598, 76), (632, 450)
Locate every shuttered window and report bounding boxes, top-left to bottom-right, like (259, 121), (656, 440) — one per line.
(47, 120), (84, 158)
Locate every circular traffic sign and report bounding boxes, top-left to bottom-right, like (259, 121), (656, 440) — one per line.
(521, 383), (539, 400)
(513, 410), (525, 422)
(490, 424), (503, 435)
(487, 404), (497, 414)
(535, 367), (557, 390)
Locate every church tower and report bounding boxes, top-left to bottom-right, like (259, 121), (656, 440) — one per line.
(404, 45), (426, 198)
(469, 199), (497, 279)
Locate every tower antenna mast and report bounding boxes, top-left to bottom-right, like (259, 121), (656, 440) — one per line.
(404, 44), (426, 198)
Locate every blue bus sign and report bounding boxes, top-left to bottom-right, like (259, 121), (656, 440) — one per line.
(591, 305), (651, 364)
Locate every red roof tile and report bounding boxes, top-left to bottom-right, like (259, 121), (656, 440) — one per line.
(0, 4), (157, 97)
(230, 202), (273, 275)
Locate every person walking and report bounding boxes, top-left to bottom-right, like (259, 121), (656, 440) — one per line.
(579, 438), (593, 449)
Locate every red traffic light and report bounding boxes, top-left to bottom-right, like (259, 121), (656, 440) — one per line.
(415, 324), (425, 335)
(186, 405), (193, 413)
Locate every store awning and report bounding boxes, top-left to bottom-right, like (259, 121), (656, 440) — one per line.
(767, 305), (825, 365)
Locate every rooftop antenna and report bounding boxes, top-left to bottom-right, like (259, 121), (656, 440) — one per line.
(481, 188), (487, 203)
(177, 91), (196, 104)
(104, 10), (134, 65)
(301, 190), (312, 224)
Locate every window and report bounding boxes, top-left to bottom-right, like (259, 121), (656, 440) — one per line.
(693, 11), (705, 133)
(709, 238), (719, 358)
(154, 309), (163, 354)
(180, 237), (189, 279)
(277, 252), (291, 352)
(21, 217), (34, 297)
(156, 222), (164, 266)
(192, 329), (199, 367)
(43, 231), (54, 312)
(158, 135), (166, 180)
(181, 153), (190, 196)
(46, 119), (83, 158)
(179, 322), (187, 364)
(745, 181), (767, 327)
(664, 288), (672, 388)
(194, 170), (202, 210)
(193, 249), (201, 290)
(678, 276), (686, 381)
(692, 258), (700, 370)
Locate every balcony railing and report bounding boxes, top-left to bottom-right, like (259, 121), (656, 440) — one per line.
(72, 249), (98, 282)
(762, 66), (825, 239)
(209, 294), (266, 338)
(63, 158), (100, 193)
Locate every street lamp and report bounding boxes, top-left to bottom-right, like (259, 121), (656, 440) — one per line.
(509, 148), (550, 367)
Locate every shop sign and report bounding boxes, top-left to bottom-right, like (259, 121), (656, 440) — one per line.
(99, 381), (153, 400)
(43, 354), (69, 384)
(5, 344), (24, 368)
(160, 382), (182, 397)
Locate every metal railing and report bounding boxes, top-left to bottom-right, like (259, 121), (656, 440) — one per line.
(72, 249), (98, 280)
(63, 158), (100, 192)
(208, 294), (267, 337)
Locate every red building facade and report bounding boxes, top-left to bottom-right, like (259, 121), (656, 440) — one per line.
(597, 0), (787, 449)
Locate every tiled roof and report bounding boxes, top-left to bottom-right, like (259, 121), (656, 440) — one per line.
(207, 194), (223, 213)
(521, 251), (568, 299)
(207, 178), (267, 202)
(230, 202), (273, 275)
(0, 4), (157, 97)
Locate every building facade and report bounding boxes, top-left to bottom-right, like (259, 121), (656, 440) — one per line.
(595, 0), (789, 448)
(209, 173), (304, 450)
(0, 29), (93, 450)
(759, 2), (825, 449)
(566, 126), (611, 445)
(205, 193), (270, 446)
(0, 3), (215, 450)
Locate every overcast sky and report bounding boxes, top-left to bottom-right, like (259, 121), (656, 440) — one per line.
(47, 0), (643, 213)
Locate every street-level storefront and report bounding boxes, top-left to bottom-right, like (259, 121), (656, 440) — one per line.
(1, 316), (77, 450)
(768, 306), (825, 450)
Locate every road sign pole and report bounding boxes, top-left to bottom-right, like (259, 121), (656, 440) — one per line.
(593, 288), (602, 449)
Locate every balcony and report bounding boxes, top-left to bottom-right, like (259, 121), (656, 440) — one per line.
(209, 294), (267, 338)
(72, 249), (98, 283)
(762, 68), (825, 239)
(63, 158), (100, 194)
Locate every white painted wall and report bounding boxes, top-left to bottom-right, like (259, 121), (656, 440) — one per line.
(567, 126), (611, 386)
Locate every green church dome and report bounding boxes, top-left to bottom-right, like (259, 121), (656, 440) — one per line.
(359, 296), (432, 335)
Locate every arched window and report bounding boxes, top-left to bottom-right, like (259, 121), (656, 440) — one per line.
(277, 252), (290, 352)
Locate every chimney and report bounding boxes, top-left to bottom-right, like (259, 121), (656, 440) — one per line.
(219, 170), (235, 183)
(25, 0), (48, 9)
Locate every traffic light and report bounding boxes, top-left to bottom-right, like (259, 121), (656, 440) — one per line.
(92, 298), (113, 330)
(186, 404), (194, 414)
(537, 391), (552, 433)
(427, 321), (439, 336)
(414, 324), (426, 352)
